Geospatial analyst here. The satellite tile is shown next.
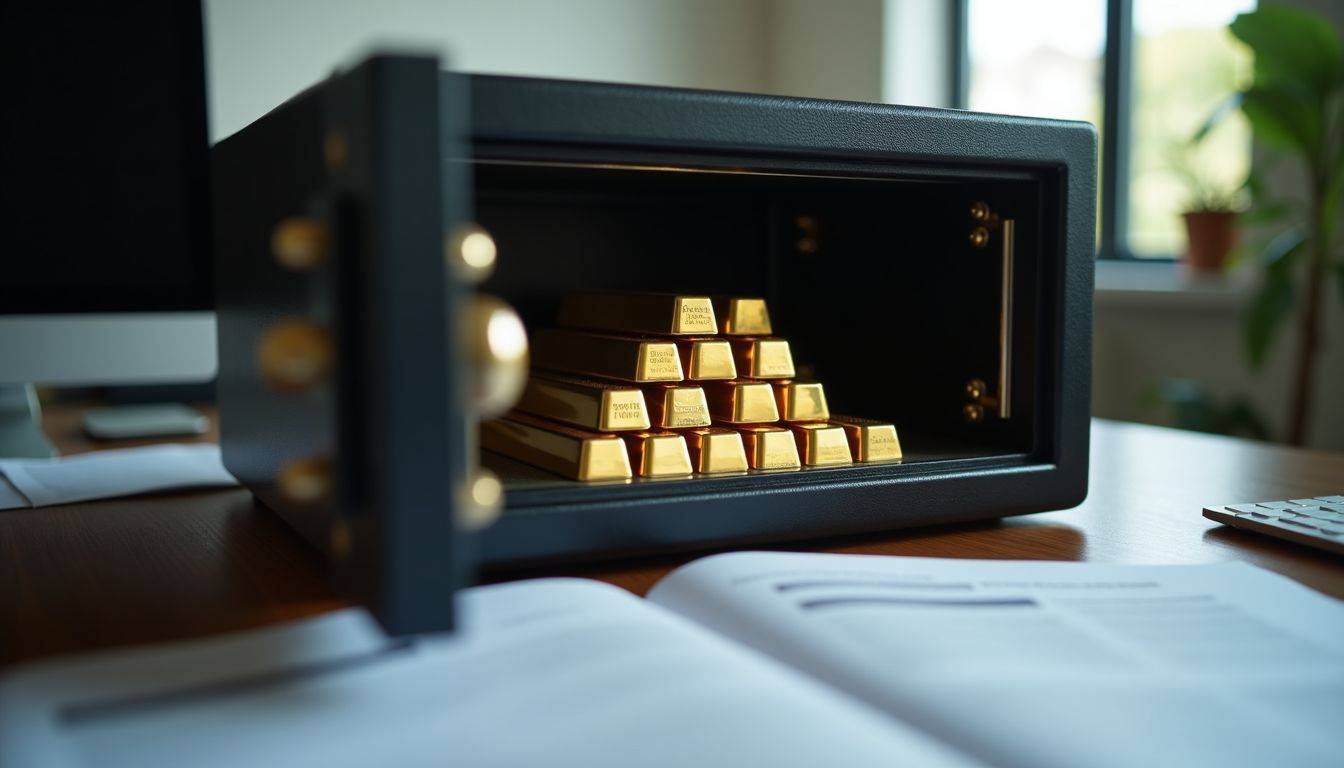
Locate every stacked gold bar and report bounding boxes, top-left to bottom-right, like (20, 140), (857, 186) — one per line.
(482, 292), (902, 481)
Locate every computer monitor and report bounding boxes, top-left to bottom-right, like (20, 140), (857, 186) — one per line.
(0, 2), (216, 456)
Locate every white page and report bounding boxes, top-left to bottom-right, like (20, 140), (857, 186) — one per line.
(648, 552), (1344, 768)
(0, 444), (237, 509)
(0, 577), (979, 768)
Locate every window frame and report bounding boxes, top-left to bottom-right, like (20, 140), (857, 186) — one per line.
(955, 0), (1167, 262)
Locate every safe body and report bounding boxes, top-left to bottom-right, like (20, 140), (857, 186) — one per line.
(213, 55), (1095, 634)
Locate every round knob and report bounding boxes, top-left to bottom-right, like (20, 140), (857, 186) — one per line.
(448, 224), (498, 283)
(457, 468), (504, 531)
(278, 456), (331, 504)
(969, 201), (991, 222)
(271, 218), (329, 271)
(968, 226), (990, 249)
(963, 403), (985, 423)
(965, 379), (988, 401)
(467, 295), (528, 417)
(257, 319), (333, 392)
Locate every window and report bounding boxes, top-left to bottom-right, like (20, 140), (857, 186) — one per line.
(963, 0), (1255, 259)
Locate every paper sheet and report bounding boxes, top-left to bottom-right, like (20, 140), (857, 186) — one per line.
(648, 552), (1344, 768)
(0, 444), (237, 509)
(0, 578), (979, 768)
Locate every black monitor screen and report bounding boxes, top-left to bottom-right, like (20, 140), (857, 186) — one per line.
(0, 1), (210, 314)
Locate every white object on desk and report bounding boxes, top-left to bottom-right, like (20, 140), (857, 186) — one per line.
(0, 579), (971, 768)
(82, 404), (209, 440)
(0, 444), (237, 510)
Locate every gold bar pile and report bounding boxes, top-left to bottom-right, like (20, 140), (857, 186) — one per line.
(482, 292), (903, 481)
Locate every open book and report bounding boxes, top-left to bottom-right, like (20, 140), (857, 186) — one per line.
(3, 552), (1342, 768)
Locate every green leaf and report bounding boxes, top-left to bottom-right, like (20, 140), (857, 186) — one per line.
(1240, 86), (1321, 155)
(1231, 7), (1344, 96)
(1261, 226), (1308, 272)
(1323, 149), (1344, 243)
(1240, 199), (1290, 227)
(1336, 261), (1344, 308)
(1243, 229), (1306, 368)
(1244, 270), (1295, 369)
(1191, 92), (1244, 145)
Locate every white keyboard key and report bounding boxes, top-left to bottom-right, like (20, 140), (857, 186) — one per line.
(1259, 501), (1299, 510)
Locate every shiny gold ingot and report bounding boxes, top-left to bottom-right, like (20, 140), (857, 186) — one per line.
(734, 425), (801, 470)
(773, 381), (830, 422)
(557, 293), (716, 335)
(257, 320), (333, 392)
(683, 428), (749, 474)
(531, 329), (683, 383)
(271, 218), (329, 271)
(787, 423), (853, 467)
(516, 374), (650, 431)
(481, 413), (632, 481)
(730, 338), (795, 379)
(711, 297), (773, 336)
(621, 432), (694, 478)
(829, 416), (903, 463)
(468, 296), (530, 417)
(705, 380), (780, 424)
(643, 384), (711, 429)
(674, 337), (738, 380)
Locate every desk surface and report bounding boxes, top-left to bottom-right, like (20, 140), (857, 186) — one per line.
(2, 404), (1341, 669)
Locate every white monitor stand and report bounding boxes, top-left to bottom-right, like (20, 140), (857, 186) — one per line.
(0, 313), (217, 458)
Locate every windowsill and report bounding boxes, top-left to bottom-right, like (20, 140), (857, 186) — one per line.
(1094, 259), (1251, 311)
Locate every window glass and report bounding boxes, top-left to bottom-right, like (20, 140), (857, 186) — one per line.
(966, 0), (1105, 124)
(1128, 0), (1255, 257)
(966, 0), (1105, 248)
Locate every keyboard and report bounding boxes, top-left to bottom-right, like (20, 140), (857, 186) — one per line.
(1204, 494), (1344, 555)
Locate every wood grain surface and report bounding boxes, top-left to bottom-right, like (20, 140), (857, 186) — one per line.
(1, 404), (1340, 669)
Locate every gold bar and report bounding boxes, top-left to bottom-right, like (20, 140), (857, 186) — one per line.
(704, 380), (780, 424)
(730, 338), (796, 379)
(557, 293), (717, 335)
(683, 427), (749, 474)
(711, 297), (773, 336)
(830, 415), (903, 463)
(481, 413), (632, 481)
(643, 384), (712, 428)
(621, 431), (694, 477)
(516, 374), (650, 431)
(674, 337), (738, 380)
(532, 328), (683, 382)
(773, 381), (830, 422)
(787, 423), (853, 467)
(734, 425), (801, 470)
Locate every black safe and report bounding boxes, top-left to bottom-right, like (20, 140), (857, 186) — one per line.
(212, 54), (1095, 635)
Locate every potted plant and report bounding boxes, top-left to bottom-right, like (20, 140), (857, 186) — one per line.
(1170, 146), (1245, 273)
(1199, 6), (1344, 446)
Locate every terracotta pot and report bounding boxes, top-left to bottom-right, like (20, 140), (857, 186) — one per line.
(1182, 210), (1239, 273)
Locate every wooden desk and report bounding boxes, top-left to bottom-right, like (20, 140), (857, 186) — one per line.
(2, 405), (1341, 669)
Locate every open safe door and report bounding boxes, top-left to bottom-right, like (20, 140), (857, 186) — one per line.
(212, 55), (519, 635)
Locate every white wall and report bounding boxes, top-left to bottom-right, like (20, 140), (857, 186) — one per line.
(766, 0), (883, 103)
(205, 0), (912, 142)
(206, 0), (772, 141)
(882, 0), (954, 107)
